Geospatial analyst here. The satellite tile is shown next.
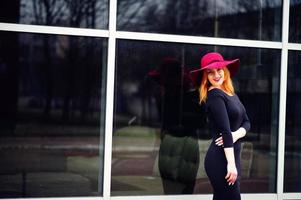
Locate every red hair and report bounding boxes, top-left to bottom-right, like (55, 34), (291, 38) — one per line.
(199, 67), (234, 103)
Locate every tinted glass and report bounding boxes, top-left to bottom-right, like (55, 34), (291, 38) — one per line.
(0, 31), (107, 198)
(289, 0), (301, 43)
(0, 0), (108, 29)
(111, 40), (280, 195)
(117, 0), (282, 41)
(284, 50), (301, 192)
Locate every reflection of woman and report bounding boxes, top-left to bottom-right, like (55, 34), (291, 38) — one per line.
(190, 52), (250, 200)
(147, 58), (206, 194)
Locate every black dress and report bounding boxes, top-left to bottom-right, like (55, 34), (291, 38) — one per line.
(204, 88), (251, 200)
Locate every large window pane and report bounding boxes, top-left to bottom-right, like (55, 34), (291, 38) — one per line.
(112, 40), (280, 195)
(284, 50), (301, 192)
(117, 0), (282, 41)
(0, 31), (107, 198)
(289, 0), (301, 43)
(0, 0), (108, 29)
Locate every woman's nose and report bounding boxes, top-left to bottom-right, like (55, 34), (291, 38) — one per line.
(213, 71), (220, 77)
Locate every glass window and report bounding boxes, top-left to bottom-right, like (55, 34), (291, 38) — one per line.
(111, 39), (280, 195)
(284, 50), (301, 192)
(0, 31), (107, 198)
(0, 0), (108, 29)
(117, 0), (282, 41)
(289, 0), (301, 43)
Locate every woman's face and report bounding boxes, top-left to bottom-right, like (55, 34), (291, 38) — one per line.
(206, 68), (225, 88)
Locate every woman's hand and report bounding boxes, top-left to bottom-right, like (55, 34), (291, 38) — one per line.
(215, 128), (246, 146)
(215, 136), (223, 146)
(215, 132), (240, 146)
(225, 163), (237, 185)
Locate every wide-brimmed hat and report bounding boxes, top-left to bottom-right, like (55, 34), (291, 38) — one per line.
(190, 52), (240, 86)
(148, 57), (181, 78)
(147, 57), (192, 88)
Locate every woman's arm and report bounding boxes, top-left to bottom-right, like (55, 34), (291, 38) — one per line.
(215, 107), (251, 145)
(215, 127), (246, 145)
(241, 109), (251, 132)
(207, 94), (233, 148)
(224, 147), (238, 185)
(232, 127), (246, 142)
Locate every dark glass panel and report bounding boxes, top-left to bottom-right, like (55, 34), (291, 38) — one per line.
(284, 50), (301, 192)
(0, 31), (107, 198)
(117, 0), (282, 41)
(289, 0), (301, 43)
(111, 39), (280, 195)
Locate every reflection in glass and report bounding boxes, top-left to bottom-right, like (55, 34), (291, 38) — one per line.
(0, 31), (107, 198)
(284, 51), (301, 192)
(117, 0), (282, 41)
(0, 0), (108, 29)
(289, 0), (301, 43)
(111, 40), (280, 195)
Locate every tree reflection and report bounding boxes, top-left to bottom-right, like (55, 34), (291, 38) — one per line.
(117, 0), (282, 40)
(0, 32), (104, 197)
(4, 0), (108, 122)
(15, 33), (105, 124)
(19, 0), (107, 28)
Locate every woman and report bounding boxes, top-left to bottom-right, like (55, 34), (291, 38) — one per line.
(190, 52), (250, 200)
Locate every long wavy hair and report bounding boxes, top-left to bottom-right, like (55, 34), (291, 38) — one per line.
(199, 67), (234, 104)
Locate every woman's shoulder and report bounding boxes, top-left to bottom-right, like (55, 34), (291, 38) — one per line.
(206, 89), (226, 105)
(208, 88), (235, 98)
(208, 88), (227, 98)
(206, 88), (237, 106)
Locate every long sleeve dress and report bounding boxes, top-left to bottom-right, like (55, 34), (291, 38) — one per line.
(204, 88), (251, 200)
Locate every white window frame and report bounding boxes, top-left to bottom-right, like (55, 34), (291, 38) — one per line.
(0, 0), (300, 200)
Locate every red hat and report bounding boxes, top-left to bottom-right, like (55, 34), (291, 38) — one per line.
(148, 57), (181, 78)
(190, 52), (240, 86)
